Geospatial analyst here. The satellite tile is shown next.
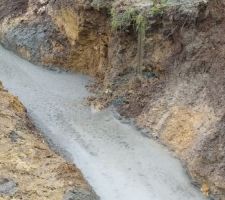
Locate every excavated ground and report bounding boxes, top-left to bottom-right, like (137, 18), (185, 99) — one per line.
(0, 82), (98, 200)
(0, 0), (224, 199)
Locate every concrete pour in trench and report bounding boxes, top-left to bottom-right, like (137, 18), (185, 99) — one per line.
(0, 46), (208, 200)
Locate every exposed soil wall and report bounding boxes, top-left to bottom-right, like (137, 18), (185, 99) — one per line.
(0, 0), (225, 199)
(102, 1), (225, 199)
(0, 0), (109, 75)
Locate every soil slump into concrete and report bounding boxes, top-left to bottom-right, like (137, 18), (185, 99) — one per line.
(0, 46), (207, 200)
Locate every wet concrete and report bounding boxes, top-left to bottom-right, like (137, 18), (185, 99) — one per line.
(0, 46), (208, 200)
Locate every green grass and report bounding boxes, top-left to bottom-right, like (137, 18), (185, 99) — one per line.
(108, 0), (168, 74)
(111, 7), (139, 30)
(110, 0), (168, 31)
(151, 0), (168, 15)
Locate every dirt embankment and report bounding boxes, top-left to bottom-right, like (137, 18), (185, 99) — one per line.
(0, 0), (109, 75)
(102, 1), (225, 198)
(0, 81), (98, 200)
(0, 0), (225, 199)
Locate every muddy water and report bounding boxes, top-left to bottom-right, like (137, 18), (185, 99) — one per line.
(0, 46), (207, 200)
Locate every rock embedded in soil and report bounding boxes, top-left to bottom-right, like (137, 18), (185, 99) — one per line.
(8, 131), (23, 143)
(64, 188), (99, 200)
(0, 178), (17, 196)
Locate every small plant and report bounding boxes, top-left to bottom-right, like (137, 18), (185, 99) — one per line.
(110, 0), (168, 74)
(150, 0), (168, 15)
(111, 7), (138, 30)
(111, 7), (148, 74)
(91, 0), (102, 10)
(91, 0), (113, 10)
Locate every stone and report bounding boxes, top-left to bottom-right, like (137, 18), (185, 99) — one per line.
(63, 188), (99, 200)
(0, 178), (17, 196)
(9, 131), (23, 143)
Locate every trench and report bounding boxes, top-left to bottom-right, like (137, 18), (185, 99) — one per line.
(0, 45), (208, 200)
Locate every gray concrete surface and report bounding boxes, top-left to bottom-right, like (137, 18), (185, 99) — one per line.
(0, 45), (208, 200)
